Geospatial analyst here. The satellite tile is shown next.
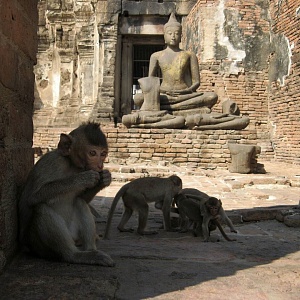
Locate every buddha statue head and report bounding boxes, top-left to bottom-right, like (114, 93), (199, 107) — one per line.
(164, 12), (181, 31)
(163, 13), (182, 46)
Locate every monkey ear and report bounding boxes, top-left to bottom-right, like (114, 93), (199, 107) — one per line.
(58, 134), (74, 156)
(219, 199), (223, 205)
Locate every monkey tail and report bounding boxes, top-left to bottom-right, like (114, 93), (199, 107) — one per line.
(213, 219), (236, 242)
(103, 184), (129, 240)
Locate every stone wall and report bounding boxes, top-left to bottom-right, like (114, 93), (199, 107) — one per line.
(268, 0), (300, 164)
(182, 0), (300, 164)
(33, 0), (196, 127)
(0, 0), (38, 273)
(34, 0), (120, 127)
(33, 125), (272, 170)
(32, 0), (300, 168)
(182, 0), (271, 160)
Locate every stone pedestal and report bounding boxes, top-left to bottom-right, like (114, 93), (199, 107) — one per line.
(228, 144), (261, 174)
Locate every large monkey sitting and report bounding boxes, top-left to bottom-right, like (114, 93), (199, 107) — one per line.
(103, 175), (182, 239)
(174, 188), (237, 242)
(19, 122), (115, 266)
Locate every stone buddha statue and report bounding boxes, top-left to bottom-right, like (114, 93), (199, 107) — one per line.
(122, 13), (249, 130)
(133, 12), (218, 117)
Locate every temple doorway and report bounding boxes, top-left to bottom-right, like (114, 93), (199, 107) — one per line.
(117, 35), (164, 117)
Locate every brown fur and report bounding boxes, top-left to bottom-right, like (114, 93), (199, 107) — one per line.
(18, 122), (115, 266)
(103, 175), (182, 239)
(174, 188), (237, 242)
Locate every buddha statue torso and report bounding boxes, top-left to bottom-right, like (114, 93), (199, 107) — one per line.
(157, 50), (192, 92)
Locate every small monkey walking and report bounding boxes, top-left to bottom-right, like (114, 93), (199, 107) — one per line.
(174, 188), (237, 242)
(103, 175), (182, 239)
(19, 122), (115, 266)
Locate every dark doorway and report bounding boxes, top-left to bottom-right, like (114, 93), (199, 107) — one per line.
(132, 44), (164, 109)
(118, 35), (164, 116)
(133, 44), (163, 85)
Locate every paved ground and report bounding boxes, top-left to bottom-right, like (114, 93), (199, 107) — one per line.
(0, 161), (300, 299)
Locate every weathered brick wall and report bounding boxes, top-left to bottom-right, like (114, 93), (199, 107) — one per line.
(268, 0), (300, 164)
(182, 0), (271, 159)
(33, 125), (272, 169)
(182, 0), (300, 164)
(0, 0), (38, 272)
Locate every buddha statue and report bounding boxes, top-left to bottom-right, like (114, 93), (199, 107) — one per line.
(122, 13), (249, 130)
(133, 12), (218, 117)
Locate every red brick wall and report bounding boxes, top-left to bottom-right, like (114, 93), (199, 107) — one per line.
(33, 125), (271, 170)
(182, 0), (300, 164)
(0, 0), (38, 272)
(182, 0), (271, 155)
(269, 0), (300, 164)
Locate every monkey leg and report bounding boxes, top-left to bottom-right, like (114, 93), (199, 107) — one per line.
(88, 204), (102, 222)
(75, 199), (98, 251)
(137, 203), (158, 235)
(155, 201), (163, 210)
(29, 206), (115, 266)
(117, 207), (134, 233)
(178, 216), (189, 233)
(193, 221), (216, 238)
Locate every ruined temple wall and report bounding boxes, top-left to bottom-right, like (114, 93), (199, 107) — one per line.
(268, 0), (300, 164)
(33, 1), (196, 126)
(182, 0), (272, 156)
(34, 125), (268, 169)
(183, 0), (300, 164)
(33, 0), (300, 165)
(34, 0), (121, 127)
(0, 0), (38, 272)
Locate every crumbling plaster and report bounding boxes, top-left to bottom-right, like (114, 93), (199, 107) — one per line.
(33, 0), (293, 129)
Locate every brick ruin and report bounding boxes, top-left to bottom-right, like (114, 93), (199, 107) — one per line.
(1, 0), (300, 273)
(33, 0), (300, 165)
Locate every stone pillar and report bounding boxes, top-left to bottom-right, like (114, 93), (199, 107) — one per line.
(0, 0), (38, 272)
(228, 144), (261, 174)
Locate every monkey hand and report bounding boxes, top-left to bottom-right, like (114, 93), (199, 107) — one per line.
(231, 229), (238, 233)
(79, 170), (101, 188)
(99, 170), (112, 187)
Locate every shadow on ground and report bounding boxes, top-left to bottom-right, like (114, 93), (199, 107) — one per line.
(0, 203), (299, 300)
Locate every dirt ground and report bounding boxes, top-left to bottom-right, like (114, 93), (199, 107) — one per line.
(0, 161), (299, 299)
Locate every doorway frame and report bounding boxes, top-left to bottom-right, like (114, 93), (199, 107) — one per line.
(115, 34), (165, 119)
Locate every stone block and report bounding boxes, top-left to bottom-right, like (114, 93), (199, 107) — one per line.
(284, 214), (300, 227)
(241, 209), (278, 222)
(228, 144), (261, 174)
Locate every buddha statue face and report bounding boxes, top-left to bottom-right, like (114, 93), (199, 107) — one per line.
(163, 13), (182, 46)
(164, 25), (181, 46)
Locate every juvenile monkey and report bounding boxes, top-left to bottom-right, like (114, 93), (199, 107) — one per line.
(18, 122), (115, 266)
(174, 188), (237, 242)
(103, 175), (182, 239)
(201, 197), (237, 242)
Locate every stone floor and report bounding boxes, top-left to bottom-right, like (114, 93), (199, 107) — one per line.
(0, 160), (299, 299)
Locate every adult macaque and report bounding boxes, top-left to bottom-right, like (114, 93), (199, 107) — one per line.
(19, 122), (115, 266)
(174, 188), (237, 242)
(103, 175), (182, 239)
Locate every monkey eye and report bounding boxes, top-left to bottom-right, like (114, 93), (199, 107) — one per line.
(101, 152), (108, 158)
(89, 150), (97, 156)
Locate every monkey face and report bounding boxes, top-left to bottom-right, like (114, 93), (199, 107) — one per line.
(207, 205), (219, 217)
(206, 197), (221, 217)
(85, 146), (108, 172)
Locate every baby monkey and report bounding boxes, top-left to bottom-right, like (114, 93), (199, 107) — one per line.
(174, 189), (237, 242)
